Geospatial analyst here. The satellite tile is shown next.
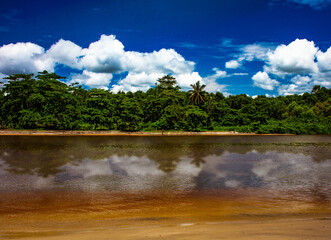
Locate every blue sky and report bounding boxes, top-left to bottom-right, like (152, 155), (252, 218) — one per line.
(0, 0), (331, 96)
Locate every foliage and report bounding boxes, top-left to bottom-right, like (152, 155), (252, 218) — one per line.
(188, 81), (207, 105)
(0, 73), (330, 134)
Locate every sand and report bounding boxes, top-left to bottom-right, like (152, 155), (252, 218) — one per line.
(1, 190), (330, 239)
(1, 218), (330, 240)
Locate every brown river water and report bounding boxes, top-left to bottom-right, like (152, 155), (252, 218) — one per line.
(0, 135), (330, 239)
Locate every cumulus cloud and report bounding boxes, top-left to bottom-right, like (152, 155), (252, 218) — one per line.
(175, 72), (203, 90)
(277, 74), (331, 95)
(311, 71), (331, 88)
(266, 39), (319, 76)
(225, 60), (240, 69)
(316, 46), (331, 72)
(122, 48), (195, 75)
(291, 75), (312, 85)
(247, 38), (331, 95)
(79, 35), (125, 73)
(46, 39), (84, 69)
(278, 84), (305, 96)
(0, 42), (53, 75)
(71, 70), (113, 90)
(221, 38), (329, 95)
(76, 35), (199, 91)
(112, 70), (227, 93)
(0, 35), (207, 91)
(111, 72), (164, 92)
(252, 71), (280, 90)
(277, 75), (312, 95)
(1, 35), (329, 95)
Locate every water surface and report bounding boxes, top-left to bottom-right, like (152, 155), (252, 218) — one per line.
(0, 135), (330, 239)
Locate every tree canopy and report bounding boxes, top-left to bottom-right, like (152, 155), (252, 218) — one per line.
(0, 72), (330, 134)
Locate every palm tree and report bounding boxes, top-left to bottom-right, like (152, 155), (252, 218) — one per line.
(188, 81), (207, 105)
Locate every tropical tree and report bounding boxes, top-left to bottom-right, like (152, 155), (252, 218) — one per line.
(188, 81), (207, 105)
(155, 75), (179, 91)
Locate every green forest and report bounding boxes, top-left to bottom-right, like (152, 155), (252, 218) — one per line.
(0, 71), (330, 134)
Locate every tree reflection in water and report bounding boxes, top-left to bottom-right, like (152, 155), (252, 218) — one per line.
(0, 136), (330, 197)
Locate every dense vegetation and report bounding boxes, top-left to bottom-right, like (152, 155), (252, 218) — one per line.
(0, 71), (330, 134)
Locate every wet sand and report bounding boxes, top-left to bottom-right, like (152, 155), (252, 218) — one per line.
(1, 190), (330, 239)
(2, 218), (330, 240)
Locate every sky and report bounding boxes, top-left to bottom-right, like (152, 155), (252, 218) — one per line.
(0, 0), (331, 96)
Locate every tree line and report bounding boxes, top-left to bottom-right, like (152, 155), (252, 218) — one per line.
(0, 71), (330, 134)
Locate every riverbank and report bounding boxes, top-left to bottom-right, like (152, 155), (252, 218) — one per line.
(0, 129), (293, 136)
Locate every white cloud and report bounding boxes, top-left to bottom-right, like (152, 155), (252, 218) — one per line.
(78, 35), (198, 91)
(111, 72), (163, 92)
(205, 82), (229, 94)
(175, 72), (202, 91)
(1, 35), (329, 95)
(80, 35), (125, 73)
(311, 71), (331, 88)
(111, 49), (197, 91)
(238, 43), (273, 62)
(233, 73), (249, 76)
(110, 70), (201, 93)
(250, 39), (331, 95)
(316, 46), (331, 72)
(277, 75), (330, 95)
(225, 60), (241, 69)
(76, 35), (197, 91)
(71, 70), (113, 89)
(266, 39), (319, 76)
(0, 35), (201, 92)
(0, 42), (53, 75)
(206, 68), (227, 80)
(219, 38), (275, 62)
(252, 71), (280, 90)
(277, 73), (331, 96)
(223, 42), (275, 70)
(202, 68), (228, 93)
(278, 83), (305, 96)
(277, 75), (312, 95)
(265, 93), (276, 98)
(46, 39), (84, 69)
(122, 48), (195, 75)
(291, 75), (311, 85)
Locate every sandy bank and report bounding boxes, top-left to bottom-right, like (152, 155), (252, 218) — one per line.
(0, 129), (292, 136)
